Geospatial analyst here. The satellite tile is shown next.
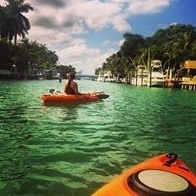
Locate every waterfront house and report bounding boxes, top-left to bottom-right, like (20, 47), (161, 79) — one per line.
(178, 60), (196, 90)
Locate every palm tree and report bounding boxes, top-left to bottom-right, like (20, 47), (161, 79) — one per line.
(1, 0), (34, 44)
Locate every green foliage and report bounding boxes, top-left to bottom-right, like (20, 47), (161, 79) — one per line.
(98, 24), (196, 76)
(0, 0), (34, 45)
(95, 67), (102, 75)
(0, 38), (58, 78)
(120, 33), (147, 59)
(0, 40), (13, 69)
(56, 64), (76, 79)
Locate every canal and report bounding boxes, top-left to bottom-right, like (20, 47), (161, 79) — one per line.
(0, 79), (196, 196)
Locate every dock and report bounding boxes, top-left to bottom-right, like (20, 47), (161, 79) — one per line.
(181, 82), (196, 91)
(180, 76), (196, 91)
(164, 79), (181, 88)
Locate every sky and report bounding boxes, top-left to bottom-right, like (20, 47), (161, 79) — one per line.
(1, 0), (196, 74)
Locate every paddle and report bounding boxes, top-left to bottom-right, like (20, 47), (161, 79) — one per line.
(96, 93), (109, 99)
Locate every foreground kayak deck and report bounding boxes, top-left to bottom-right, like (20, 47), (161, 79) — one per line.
(42, 92), (109, 104)
(92, 153), (196, 196)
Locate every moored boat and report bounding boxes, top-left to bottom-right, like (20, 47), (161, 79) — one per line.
(147, 60), (165, 87)
(97, 75), (105, 82)
(41, 89), (109, 104)
(92, 153), (196, 196)
(132, 65), (148, 86)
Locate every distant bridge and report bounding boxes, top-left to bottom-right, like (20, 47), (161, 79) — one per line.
(75, 74), (98, 80)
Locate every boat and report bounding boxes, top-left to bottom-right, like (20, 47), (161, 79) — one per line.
(97, 75), (105, 82)
(132, 65), (148, 86)
(92, 153), (196, 196)
(103, 72), (115, 83)
(147, 60), (165, 87)
(41, 89), (109, 104)
(97, 72), (115, 82)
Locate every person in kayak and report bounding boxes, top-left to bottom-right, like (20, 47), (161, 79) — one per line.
(64, 72), (81, 95)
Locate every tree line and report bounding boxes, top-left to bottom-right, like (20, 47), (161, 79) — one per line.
(0, 0), (75, 79)
(1, 1), (196, 80)
(96, 24), (196, 78)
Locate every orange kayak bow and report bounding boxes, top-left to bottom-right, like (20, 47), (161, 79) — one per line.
(92, 153), (196, 196)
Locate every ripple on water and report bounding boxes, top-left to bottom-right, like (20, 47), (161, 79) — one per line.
(0, 81), (196, 196)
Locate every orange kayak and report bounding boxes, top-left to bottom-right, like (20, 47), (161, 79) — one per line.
(92, 153), (196, 196)
(42, 90), (109, 104)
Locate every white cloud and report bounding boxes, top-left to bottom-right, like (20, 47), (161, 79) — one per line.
(1, 0), (172, 74)
(54, 37), (116, 74)
(58, 42), (100, 59)
(128, 0), (170, 15)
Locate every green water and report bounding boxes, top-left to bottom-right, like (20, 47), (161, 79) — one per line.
(0, 80), (196, 196)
